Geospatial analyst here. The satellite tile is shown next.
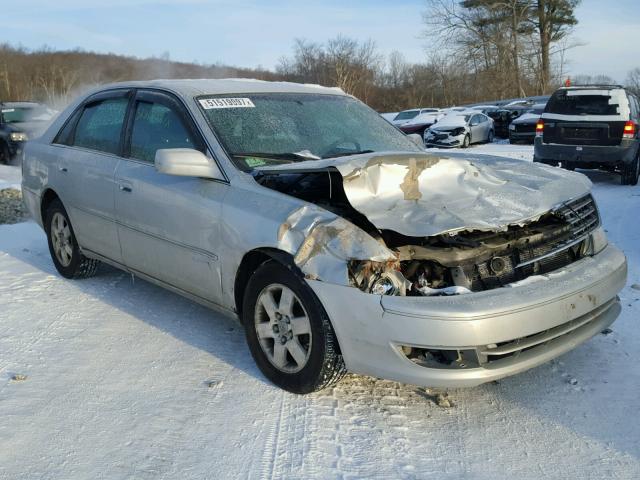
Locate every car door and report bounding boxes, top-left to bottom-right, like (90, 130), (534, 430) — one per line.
(468, 114), (482, 143)
(114, 89), (229, 303)
(479, 114), (491, 140)
(52, 89), (131, 263)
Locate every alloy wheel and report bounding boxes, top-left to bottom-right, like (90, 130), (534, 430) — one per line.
(254, 283), (312, 373)
(50, 212), (73, 267)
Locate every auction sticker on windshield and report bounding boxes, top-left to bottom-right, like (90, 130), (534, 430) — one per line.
(199, 98), (255, 109)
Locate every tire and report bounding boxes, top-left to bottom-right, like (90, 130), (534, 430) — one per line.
(621, 155), (639, 186)
(45, 199), (100, 279)
(561, 161), (575, 171)
(242, 260), (346, 394)
(0, 142), (9, 165)
(462, 134), (471, 148)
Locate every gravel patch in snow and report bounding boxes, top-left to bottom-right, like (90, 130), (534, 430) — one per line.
(0, 189), (28, 224)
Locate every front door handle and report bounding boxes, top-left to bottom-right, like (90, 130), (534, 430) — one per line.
(119, 184), (132, 193)
(58, 166), (68, 173)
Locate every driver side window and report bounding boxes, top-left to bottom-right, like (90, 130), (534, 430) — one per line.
(129, 101), (198, 163)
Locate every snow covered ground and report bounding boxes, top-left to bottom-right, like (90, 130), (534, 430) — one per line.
(1, 144), (639, 479)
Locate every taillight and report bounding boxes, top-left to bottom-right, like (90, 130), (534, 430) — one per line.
(623, 121), (637, 139)
(536, 120), (544, 136)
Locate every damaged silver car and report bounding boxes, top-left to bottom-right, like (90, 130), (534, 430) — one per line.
(22, 80), (627, 394)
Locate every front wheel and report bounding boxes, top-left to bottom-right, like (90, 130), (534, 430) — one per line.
(243, 261), (346, 394)
(0, 142), (9, 165)
(45, 199), (100, 279)
(461, 134), (471, 148)
(621, 155), (639, 186)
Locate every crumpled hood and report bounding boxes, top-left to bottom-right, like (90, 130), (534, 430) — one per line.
(258, 152), (592, 238)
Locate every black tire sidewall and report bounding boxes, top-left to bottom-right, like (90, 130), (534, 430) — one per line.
(242, 261), (335, 394)
(45, 200), (84, 279)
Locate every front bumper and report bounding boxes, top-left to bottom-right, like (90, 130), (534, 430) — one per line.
(509, 130), (535, 142)
(424, 133), (464, 148)
(534, 137), (639, 167)
(308, 244), (626, 387)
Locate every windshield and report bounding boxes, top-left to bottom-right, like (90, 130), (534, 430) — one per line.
(198, 93), (421, 169)
(1, 107), (35, 123)
(394, 109), (420, 120)
(1, 105), (52, 123)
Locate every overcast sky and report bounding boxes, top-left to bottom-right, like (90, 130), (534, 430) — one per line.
(2, 0), (638, 82)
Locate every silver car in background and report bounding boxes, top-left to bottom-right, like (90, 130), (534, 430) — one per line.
(22, 79), (626, 394)
(424, 111), (494, 148)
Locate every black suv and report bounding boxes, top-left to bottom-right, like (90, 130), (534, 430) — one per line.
(0, 102), (53, 164)
(534, 85), (640, 185)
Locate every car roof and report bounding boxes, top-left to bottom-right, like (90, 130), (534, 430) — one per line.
(1, 101), (43, 109)
(92, 78), (347, 98)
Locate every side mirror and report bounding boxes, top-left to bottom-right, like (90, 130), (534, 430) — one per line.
(155, 148), (224, 180)
(406, 133), (425, 149)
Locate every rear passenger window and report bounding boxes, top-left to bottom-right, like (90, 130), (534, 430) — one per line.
(72, 98), (128, 155)
(130, 102), (197, 162)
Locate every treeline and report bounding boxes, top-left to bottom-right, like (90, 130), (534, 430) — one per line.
(1, 1), (639, 113)
(0, 44), (280, 110)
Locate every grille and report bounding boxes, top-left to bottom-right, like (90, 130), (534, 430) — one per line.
(469, 194), (599, 291)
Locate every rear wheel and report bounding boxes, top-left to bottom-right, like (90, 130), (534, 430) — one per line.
(45, 199), (100, 279)
(621, 155), (639, 186)
(243, 260), (346, 394)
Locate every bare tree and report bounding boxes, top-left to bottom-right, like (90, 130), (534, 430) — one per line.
(626, 68), (640, 96)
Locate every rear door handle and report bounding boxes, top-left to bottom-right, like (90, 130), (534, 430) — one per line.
(58, 166), (68, 173)
(119, 184), (132, 193)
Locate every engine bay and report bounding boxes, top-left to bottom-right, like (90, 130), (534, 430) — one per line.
(255, 168), (598, 296)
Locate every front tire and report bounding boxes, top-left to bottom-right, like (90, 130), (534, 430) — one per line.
(462, 134), (471, 148)
(45, 199), (100, 279)
(243, 260), (346, 394)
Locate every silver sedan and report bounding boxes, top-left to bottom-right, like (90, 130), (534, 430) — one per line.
(424, 112), (494, 148)
(22, 80), (626, 393)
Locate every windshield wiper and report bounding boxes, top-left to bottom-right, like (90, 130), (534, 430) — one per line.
(234, 151), (320, 162)
(323, 149), (375, 159)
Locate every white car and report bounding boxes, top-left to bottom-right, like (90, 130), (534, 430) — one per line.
(424, 112), (494, 148)
(392, 108), (440, 126)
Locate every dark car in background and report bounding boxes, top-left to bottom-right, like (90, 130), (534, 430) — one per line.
(488, 104), (535, 138)
(0, 102), (55, 164)
(534, 85), (640, 185)
(509, 103), (546, 144)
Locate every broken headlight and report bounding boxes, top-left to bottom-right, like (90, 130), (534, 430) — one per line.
(349, 261), (410, 296)
(369, 271), (411, 296)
